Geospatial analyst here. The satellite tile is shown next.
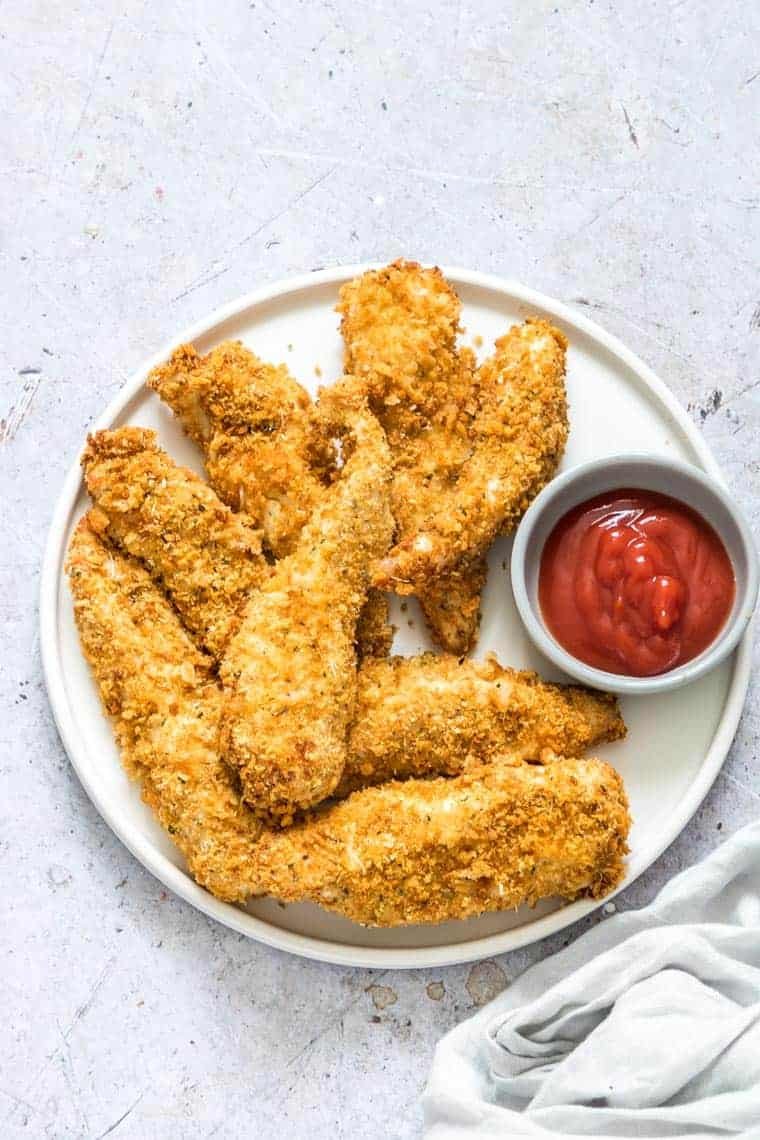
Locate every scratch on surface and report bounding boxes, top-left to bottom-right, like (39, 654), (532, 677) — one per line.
(719, 377), (760, 411)
(571, 297), (607, 311)
(750, 304), (760, 331)
(2, 957), (114, 1130)
(69, 20), (116, 151)
(95, 1091), (144, 1139)
(62, 955), (117, 1040)
(744, 71), (759, 87)
(253, 149), (760, 211)
(171, 260), (232, 305)
(198, 28), (284, 127)
(56, 1020), (89, 1136)
(571, 297), (693, 365)
(621, 105), (639, 149)
(171, 167), (336, 304)
(30, 278), (131, 387)
(256, 146), (605, 191)
(269, 970), (390, 1095)
(0, 373), (42, 445)
(578, 191), (629, 234)
(702, 3), (732, 72)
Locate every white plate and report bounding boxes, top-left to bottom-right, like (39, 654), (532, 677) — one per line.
(40, 266), (750, 969)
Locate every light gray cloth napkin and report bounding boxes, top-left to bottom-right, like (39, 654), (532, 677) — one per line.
(423, 821), (760, 1139)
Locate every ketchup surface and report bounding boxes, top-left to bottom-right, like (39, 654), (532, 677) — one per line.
(538, 489), (735, 677)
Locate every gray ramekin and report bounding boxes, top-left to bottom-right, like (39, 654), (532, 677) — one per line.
(510, 454), (758, 695)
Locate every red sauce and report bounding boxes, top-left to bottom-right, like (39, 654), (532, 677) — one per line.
(538, 489), (735, 677)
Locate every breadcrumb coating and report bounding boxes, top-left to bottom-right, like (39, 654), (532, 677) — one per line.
(147, 340), (330, 558)
(337, 259), (485, 653)
(252, 759), (630, 926)
(148, 342), (391, 661)
(66, 518), (264, 902)
(337, 653), (625, 796)
(375, 318), (569, 590)
(82, 427), (269, 659)
(338, 259), (467, 427)
(355, 589), (395, 660)
(219, 385), (394, 821)
(80, 429), (622, 811)
(68, 522), (629, 924)
(417, 555), (488, 655)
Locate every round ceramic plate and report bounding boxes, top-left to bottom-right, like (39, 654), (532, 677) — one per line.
(41, 266), (750, 968)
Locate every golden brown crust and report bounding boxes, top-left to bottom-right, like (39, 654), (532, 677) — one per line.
(147, 342), (392, 662)
(219, 386), (394, 821)
(68, 522), (629, 924)
(374, 317), (569, 591)
(417, 556), (487, 655)
(66, 269), (631, 930)
(252, 759), (630, 926)
(81, 427), (623, 807)
(355, 590), (394, 660)
(82, 427), (269, 659)
(337, 260), (487, 649)
(66, 517), (264, 902)
(338, 259), (467, 427)
(336, 653), (626, 796)
(147, 341), (331, 558)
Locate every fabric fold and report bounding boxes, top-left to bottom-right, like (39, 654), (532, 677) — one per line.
(424, 821), (760, 1139)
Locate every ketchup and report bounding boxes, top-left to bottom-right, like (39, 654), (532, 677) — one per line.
(538, 490), (735, 677)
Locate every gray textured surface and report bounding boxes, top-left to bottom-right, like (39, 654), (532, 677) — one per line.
(2, 3), (759, 1137)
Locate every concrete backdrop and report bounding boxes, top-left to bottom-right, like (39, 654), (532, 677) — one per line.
(2, 2), (759, 1136)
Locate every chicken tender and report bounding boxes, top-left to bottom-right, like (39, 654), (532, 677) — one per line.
(337, 653), (625, 796)
(355, 589), (394, 660)
(82, 434), (622, 799)
(375, 318), (569, 591)
(82, 427), (269, 659)
(148, 341), (391, 660)
(68, 521), (629, 924)
(337, 260), (486, 653)
(220, 385), (394, 821)
(417, 555), (487, 655)
(81, 436), (621, 792)
(66, 517), (264, 902)
(252, 759), (630, 926)
(147, 340), (331, 557)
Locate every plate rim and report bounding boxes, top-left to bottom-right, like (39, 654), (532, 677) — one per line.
(40, 263), (751, 969)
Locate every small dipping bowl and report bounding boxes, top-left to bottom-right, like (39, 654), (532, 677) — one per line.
(511, 454), (758, 695)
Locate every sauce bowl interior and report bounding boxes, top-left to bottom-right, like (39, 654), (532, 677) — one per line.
(511, 454), (758, 695)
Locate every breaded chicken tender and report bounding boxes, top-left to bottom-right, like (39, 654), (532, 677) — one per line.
(147, 340), (331, 557)
(337, 653), (625, 796)
(82, 432), (623, 802)
(82, 427), (269, 659)
(375, 318), (569, 591)
(416, 555), (488, 657)
(252, 759), (630, 926)
(67, 517), (264, 902)
(81, 434), (621, 795)
(354, 589), (395, 660)
(337, 260), (486, 653)
(220, 385), (394, 821)
(68, 523), (629, 924)
(148, 341), (391, 660)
